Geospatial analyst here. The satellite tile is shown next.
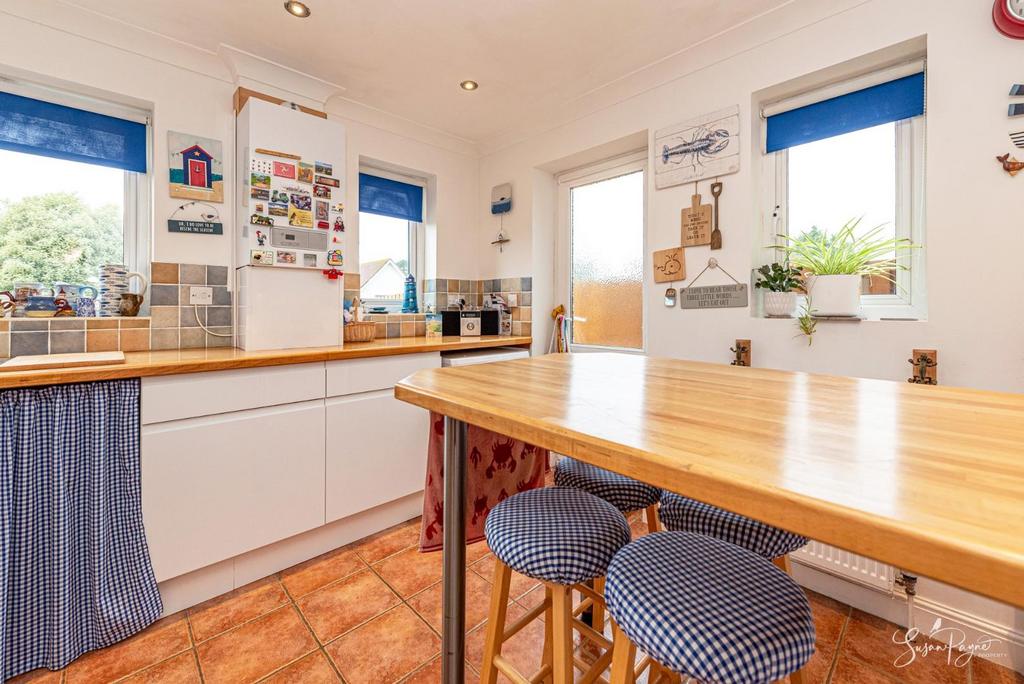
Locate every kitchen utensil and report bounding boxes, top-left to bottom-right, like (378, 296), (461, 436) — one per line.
(710, 181), (723, 250)
(681, 192), (712, 247)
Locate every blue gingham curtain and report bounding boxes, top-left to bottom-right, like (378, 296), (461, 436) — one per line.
(0, 379), (162, 679)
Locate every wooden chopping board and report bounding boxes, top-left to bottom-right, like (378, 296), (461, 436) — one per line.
(681, 193), (712, 247)
(0, 351), (126, 372)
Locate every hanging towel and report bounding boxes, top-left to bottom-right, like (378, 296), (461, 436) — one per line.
(420, 412), (549, 552)
(0, 378), (162, 679)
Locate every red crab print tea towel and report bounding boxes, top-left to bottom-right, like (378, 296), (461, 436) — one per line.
(420, 412), (549, 552)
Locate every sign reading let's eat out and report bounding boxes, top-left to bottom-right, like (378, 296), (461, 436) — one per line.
(680, 284), (748, 309)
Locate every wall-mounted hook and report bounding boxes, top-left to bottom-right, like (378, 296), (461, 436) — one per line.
(907, 349), (937, 385)
(730, 339), (751, 367)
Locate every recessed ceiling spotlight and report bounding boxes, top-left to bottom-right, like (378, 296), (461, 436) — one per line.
(459, 80), (479, 91)
(284, 1), (311, 18)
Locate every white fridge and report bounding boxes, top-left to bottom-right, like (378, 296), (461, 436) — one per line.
(235, 98), (347, 350)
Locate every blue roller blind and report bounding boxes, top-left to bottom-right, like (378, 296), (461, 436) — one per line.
(359, 173), (423, 222)
(766, 72), (924, 153)
(0, 91), (148, 172)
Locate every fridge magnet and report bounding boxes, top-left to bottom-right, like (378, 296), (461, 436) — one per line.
(681, 190), (712, 246)
(250, 249), (274, 265)
(271, 189), (289, 203)
(997, 153), (1024, 176)
(255, 202), (265, 213)
(250, 158), (273, 175)
(251, 173), (271, 190)
(332, 202), (345, 212)
(314, 184), (332, 199)
(315, 161), (333, 175)
(256, 230), (267, 247)
(327, 249), (344, 266)
(250, 187), (270, 201)
(168, 201), (224, 235)
(289, 207), (312, 228)
(653, 105), (740, 190)
(304, 253), (318, 267)
(273, 161), (297, 179)
(255, 147), (301, 160)
(289, 193), (312, 211)
(297, 162), (314, 184)
(281, 184), (302, 193)
(315, 200), (329, 221)
(251, 214), (274, 227)
(315, 175), (340, 188)
(653, 247), (684, 283)
(333, 216), (345, 231)
(317, 220), (330, 230)
(169, 131), (225, 202)
(276, 250), (297, 264)
(269, 202), (288, 217)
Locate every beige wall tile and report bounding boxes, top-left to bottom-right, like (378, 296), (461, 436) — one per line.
(179, 327), (206, 349)
(119, 318), (151, 329)
(50, 331), (85, 354)
(86, 330), (118, 352)
(151, 262), (179, 284)
(151, 306), (178, 329)
(119, 329), (151, 352)
(0, 332), (9, 358)
(400, 322), (416, 337)
(0, 320), (8, 332)
(86, 319), (118, 330)
(151, 329), (179, 351)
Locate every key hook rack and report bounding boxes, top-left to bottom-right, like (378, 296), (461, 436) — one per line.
(907, 349), (938, 385)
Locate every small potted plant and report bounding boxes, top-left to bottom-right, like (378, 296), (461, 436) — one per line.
(754, 262), (802, 317)
(773, 218), (916, 317)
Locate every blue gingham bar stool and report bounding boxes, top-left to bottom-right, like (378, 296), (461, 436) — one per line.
(554, 456), (662, 533)
(659, 492), (809, 573)
(480, 487), (632, 684)
(605, 532), (815, 684)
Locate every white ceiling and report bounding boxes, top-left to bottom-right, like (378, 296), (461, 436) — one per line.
(64, 0), (792, 144)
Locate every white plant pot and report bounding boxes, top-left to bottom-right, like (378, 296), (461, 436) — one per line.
(806, 274), (861, 317)
(762, 291), (798, 317)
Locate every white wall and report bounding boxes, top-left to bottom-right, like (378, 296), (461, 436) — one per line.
(0, 2), (480, 277)
(477, 0), (1024, 395)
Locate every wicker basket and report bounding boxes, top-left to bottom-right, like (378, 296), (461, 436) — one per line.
(344, 321), (377, 343)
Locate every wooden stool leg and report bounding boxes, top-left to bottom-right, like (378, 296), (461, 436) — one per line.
(550, 584), (575, 684)
(480, 560), (513, 684)
(788, 668), (806, 684)
(609, 621), (637, 684)
(541, 587), (554, 684)
(644, 504), (659, 533)
(591, 576), (606, 638)
(773, 555), (793, 575)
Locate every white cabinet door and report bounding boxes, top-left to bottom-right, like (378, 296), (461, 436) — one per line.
(326, 391), (430, 523)
(142, 400), (326, 581)
(326, 352), (440, 397)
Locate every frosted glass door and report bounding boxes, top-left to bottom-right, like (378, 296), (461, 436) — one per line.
(569, 169), (644, 349)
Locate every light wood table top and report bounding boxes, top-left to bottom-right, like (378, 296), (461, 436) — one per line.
(0, 336), (531, 390)
(396, 352), (1024, 607)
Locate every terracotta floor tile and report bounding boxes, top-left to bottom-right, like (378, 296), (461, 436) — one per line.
(467, 602), (547, 680)
(325, 605), (440, 684)
(65, 612), (191, 683)
(354, 519), (421, 564)
(5, 668), (62, 683)
(373, 546), (444, 597)
(807, 588), (850, 648)
(830, 653), (900, 683)
(469, 554), (539, 601)
(407, 570), (502, 634)
(400, 656), (476, 683)
(280, 546), (366, 599)
(516, 583), (546, 612)
(840, 610), (968, 684)
(798, 642), (837, 683)
(469, 553), (497, 579)
(973, 656), (1024, 683)
(296, 569), (401, 642)
(196, 605), (317, 684)
(188, 576), (289, 642)
(262, 651), (340, 683)
(119, 651), (201, 683)
(465, 540), (492, 564)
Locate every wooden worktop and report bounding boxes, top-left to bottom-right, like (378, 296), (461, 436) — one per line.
(396, 352), (1024, 608)
(0, 336), (532, 390)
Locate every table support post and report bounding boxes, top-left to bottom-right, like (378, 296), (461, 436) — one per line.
(442, 416), (468, 684)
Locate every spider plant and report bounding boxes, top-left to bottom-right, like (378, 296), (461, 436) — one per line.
(773, 218), (916, 282)
(795, 297), (817, 346)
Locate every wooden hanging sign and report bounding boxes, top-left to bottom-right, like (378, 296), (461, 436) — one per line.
(681, 284), (748, 309)
(681, 193), (711, 246)
(653, 247), (685, 283)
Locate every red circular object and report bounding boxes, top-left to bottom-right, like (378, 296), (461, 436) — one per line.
(994, 0), (1024, 38)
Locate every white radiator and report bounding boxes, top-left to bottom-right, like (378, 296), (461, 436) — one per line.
(793, 541), (896, 592)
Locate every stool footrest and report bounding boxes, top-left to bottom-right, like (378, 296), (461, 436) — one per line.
(493, 654), (532, 684)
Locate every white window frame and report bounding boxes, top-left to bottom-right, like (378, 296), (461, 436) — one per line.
(760, 83), (927, 320)
(357, 166), (426, 311)
(0, 76), (151, 279)
(556, 150), (648, 352)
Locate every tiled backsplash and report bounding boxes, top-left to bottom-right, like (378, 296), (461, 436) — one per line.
(421, 276), (533, 337)
(151, 262), (234, 350)
(0, 318), (152, 358)
(362, 313), (427, 339)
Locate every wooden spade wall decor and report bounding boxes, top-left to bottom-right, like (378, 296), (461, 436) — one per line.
(681, 192), (712, 247)
(653, 247), (685, 283)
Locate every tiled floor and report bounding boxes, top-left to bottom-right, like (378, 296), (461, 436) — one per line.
(7, 513), (1023, 684)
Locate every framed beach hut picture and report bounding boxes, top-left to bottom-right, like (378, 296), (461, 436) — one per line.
(168, 131), (224, 203)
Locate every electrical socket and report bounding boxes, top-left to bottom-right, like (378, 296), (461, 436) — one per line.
(189, 286), (213, 305)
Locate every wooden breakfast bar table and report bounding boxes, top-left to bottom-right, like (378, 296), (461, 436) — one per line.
(394, 352), (1024, 683)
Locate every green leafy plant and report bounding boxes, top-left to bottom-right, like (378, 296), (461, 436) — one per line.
(773, 218), (916, 282)
(754, 262), (802, 293)
(796, 297), (817, 346)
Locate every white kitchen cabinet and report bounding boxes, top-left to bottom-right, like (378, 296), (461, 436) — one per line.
(324, 353), (438, 523)
(142, 400), (326, 581)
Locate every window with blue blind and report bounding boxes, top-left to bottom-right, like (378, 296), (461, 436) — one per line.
(359, 172), (424, 223)
(0, 82), (151, 291)
(761, 61), (927, 319)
